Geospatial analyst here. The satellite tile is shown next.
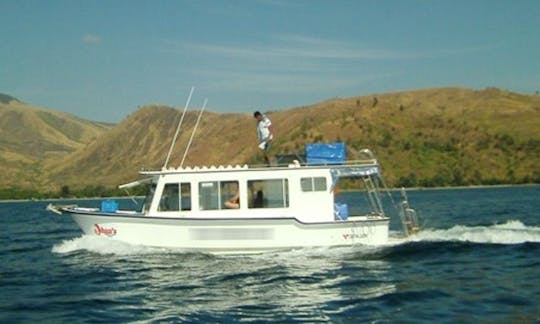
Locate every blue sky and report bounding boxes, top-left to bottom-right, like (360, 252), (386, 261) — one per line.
(2, 0), (539, 122)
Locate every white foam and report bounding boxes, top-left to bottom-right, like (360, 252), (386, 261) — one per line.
(407, 220), (540, 244)
(52, 235), (168, 255)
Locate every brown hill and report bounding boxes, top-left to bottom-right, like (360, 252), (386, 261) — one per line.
(43, 87), (540, 192)
(0, 95), (112, 188)
(44, 105), (257, 190)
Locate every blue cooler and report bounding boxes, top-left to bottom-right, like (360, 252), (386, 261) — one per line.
(101, 199), (119, 213)
(334, 203), (349, 221)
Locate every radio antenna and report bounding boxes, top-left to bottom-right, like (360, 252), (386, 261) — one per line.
(163, 86), (195, 169)
(180, 98), (207, 167)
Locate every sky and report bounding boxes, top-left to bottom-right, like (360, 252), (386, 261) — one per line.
(1, 0), (539, 122)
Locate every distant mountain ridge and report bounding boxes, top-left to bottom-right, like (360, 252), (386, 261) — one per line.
(0, 93), (20, 104)
(1, 87), (539, 195)
(0, 96), (113, 189)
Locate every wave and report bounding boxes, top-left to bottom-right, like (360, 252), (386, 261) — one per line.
(405, 220), (540, 245)
(52, 235), (169, 255)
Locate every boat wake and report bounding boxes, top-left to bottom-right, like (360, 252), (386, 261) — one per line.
(400, 220), (540, 245)
(52, 235), (169, 255)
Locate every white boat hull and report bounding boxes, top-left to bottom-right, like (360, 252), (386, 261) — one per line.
(66, 210), (389, 254)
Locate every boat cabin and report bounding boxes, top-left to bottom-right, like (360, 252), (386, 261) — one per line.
(131, 161), (384, 224)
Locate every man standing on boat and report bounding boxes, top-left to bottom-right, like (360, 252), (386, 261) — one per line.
(254, 111), (274, 165)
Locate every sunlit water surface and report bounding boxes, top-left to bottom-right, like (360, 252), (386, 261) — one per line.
(1, 186), (539, 322)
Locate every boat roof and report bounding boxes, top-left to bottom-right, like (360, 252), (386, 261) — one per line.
(119, 160), (380, 189)
(138, 159), (379, 176)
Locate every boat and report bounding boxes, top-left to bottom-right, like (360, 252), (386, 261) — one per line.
(47, 91), (419, 254)
(47, 144), (419, 254)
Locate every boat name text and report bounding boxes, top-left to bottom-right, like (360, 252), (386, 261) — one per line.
(342, 233), (368, 240)
(94, 224), (117, 237)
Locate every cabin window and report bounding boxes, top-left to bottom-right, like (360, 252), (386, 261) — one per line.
(180, 183), (191, 211)
(248, 179), (289, 209)
(300, 177), (327, 192)
(199, 181), (239, 210)
(159, 183), (179, 211)
(143, 183), (157, 213)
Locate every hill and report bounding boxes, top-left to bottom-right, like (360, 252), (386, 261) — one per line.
(43, 87), (540, 193)
(44, 106), (256, 190)
(1, 87), (539, 196)
(0, 94), (113, 189)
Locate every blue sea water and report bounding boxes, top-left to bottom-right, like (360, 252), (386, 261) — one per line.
(0, 186), (539, 322)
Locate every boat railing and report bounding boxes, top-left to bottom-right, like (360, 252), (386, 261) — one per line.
(399, 188), (420, 236)
(272, 158), (379, 169)
(139, 159), (379, 174)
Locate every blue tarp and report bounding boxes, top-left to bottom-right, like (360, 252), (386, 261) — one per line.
(306, 142), (347, 165)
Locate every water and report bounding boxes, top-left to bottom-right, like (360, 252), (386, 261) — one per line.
(1, 186), (539, 322)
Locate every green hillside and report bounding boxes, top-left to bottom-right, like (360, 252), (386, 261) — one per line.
(43, 87), (540, 194)
(271, 87), (539, 187)
(1, 87), (539, 198)
(0, 96), (113, 190)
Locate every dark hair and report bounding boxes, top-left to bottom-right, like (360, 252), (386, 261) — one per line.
(253, 111), (262, 117)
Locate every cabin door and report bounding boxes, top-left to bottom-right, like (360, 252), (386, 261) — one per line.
(298, 176), (333, 222)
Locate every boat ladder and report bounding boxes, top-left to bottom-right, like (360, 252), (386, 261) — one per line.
(363, 176), (384, 215)
(399, 188), (419, 236)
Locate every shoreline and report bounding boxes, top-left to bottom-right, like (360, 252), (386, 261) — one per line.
(336, 183), (539, 193)
(0, 196), (143, 203)
(0, 184), (538, 203)
(402, 183), (540, 191)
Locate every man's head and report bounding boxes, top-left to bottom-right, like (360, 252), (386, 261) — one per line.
(253, 111), (263, 121)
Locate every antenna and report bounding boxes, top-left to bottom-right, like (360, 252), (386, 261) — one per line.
(180, 98), (208, 167)
(163, 86), (195, 169)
